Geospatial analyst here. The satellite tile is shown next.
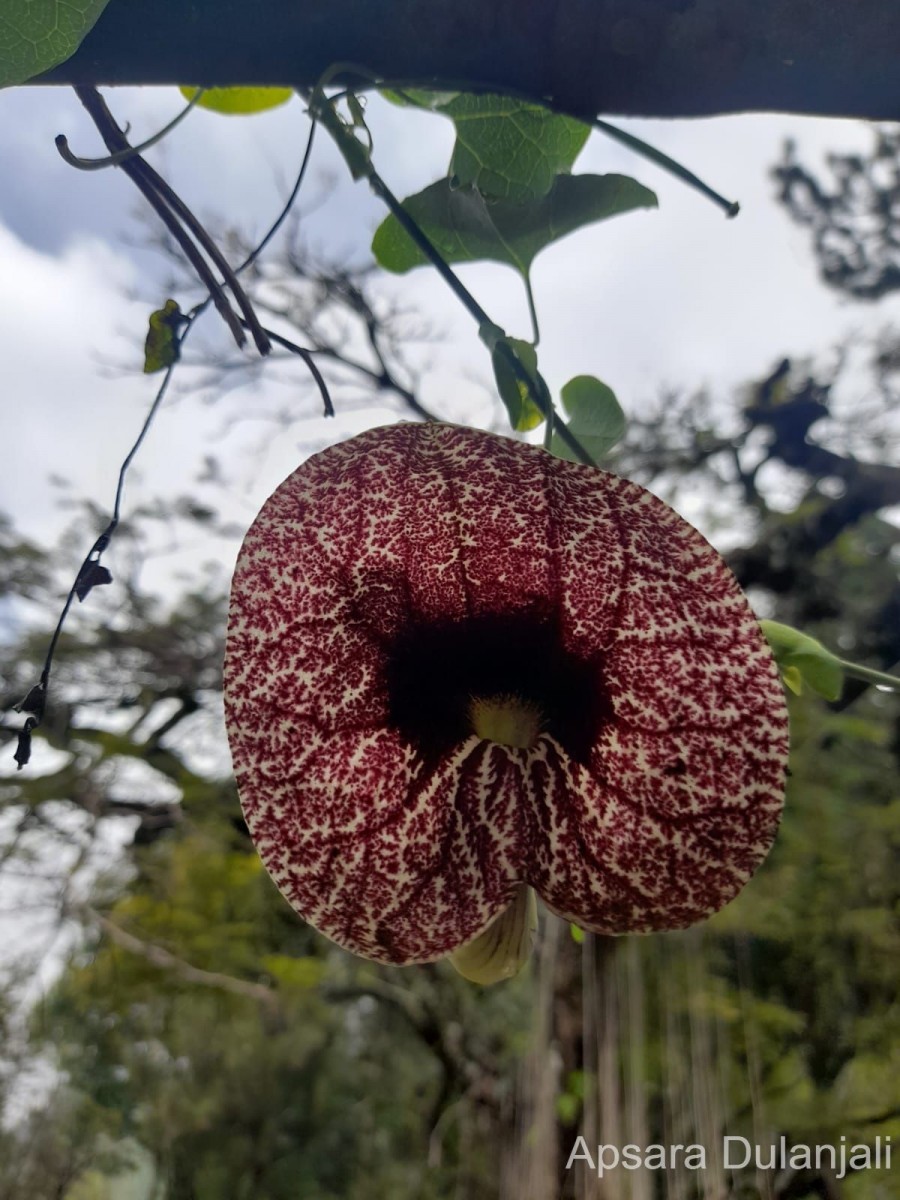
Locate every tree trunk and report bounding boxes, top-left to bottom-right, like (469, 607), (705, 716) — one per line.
(35, 0), (900, 121)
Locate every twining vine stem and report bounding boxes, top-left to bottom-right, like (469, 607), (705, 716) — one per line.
(304, 84), (591, 466)
(13, 344), (184, 768)
(13, 93), (320, 768)
(591, 119), (739, 218)
(66, 87), (270, 356)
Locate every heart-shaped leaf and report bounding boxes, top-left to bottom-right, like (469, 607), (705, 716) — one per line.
(441, 93), (590, 203)
(372, 174), (657, 282)
(0, 0), (112, 87)
(382, 91), (590, 204)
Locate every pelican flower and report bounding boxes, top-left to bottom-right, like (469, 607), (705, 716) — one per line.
(224, 423), (788, 982)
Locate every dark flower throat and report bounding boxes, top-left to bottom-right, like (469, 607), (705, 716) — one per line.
(384, 611), (611, 764)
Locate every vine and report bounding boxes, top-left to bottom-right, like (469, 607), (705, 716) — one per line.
(13, 88), (319, 766)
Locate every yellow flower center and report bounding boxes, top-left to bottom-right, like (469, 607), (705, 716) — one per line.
(468, 693), (544, 749)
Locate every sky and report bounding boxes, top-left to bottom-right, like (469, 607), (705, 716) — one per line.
(1, 84), (898, 563)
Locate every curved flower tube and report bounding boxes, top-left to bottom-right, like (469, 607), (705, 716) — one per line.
(224, 423), (789, 972)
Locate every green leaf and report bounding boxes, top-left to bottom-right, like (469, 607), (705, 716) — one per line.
(570, 924), (585, 944)
(179, 86), (293, 115)
(491, 337), (546, 431)
(759, 620), (844, 702)
(379, 87), (460, 111)
(372, 174), (657, 282)
(550, 375), (625, 463)
(0, 0), (112, 87)
(143, 300), (182, 374)
(440, 93), (590, 203)
(382, 91), (589, 204)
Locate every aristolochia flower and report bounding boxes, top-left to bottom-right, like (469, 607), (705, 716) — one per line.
(224, 423), (788, 979)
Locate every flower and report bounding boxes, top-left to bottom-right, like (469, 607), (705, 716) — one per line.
(224, 422), (789, 974)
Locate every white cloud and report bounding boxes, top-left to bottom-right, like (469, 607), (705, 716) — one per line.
(0, 225), (149, 538)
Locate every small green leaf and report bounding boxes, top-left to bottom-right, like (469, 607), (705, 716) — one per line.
(759, 620), (844, 701)
(491, 338), (546, 432)
(550, 375), (625, 463)
(74, 561), (112, 602)
(440, 93), (590, 203)
(570, 924), (585, 944)
(143, 299), (182, 374)
(372, 174), (657, 282)
(0, 0), (112, 87)
(179, 86), (293, 115)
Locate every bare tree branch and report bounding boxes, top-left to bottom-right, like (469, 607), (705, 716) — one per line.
(83, 906), (280, 1010)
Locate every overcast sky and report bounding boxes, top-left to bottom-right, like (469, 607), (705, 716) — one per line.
(2, 84), (898, 563)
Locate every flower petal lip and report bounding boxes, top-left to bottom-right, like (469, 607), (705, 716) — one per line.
(224, 422), (789, 966)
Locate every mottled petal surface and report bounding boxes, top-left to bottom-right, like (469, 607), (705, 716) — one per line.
(225, 422), (789, 964)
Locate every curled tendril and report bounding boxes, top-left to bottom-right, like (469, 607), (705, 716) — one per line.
(55, 89), (207, 172)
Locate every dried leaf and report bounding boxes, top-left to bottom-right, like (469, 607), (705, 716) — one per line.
(75, 562), (113, 602)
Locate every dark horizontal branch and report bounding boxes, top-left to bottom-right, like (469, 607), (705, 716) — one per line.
(33, 0), (900, 120)
(745, 390), (900, 509)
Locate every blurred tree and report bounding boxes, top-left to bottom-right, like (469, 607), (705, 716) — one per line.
(774, 126), (900, 301)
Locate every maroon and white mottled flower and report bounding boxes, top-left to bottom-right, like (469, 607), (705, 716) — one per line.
(224, 422), (789, 971)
